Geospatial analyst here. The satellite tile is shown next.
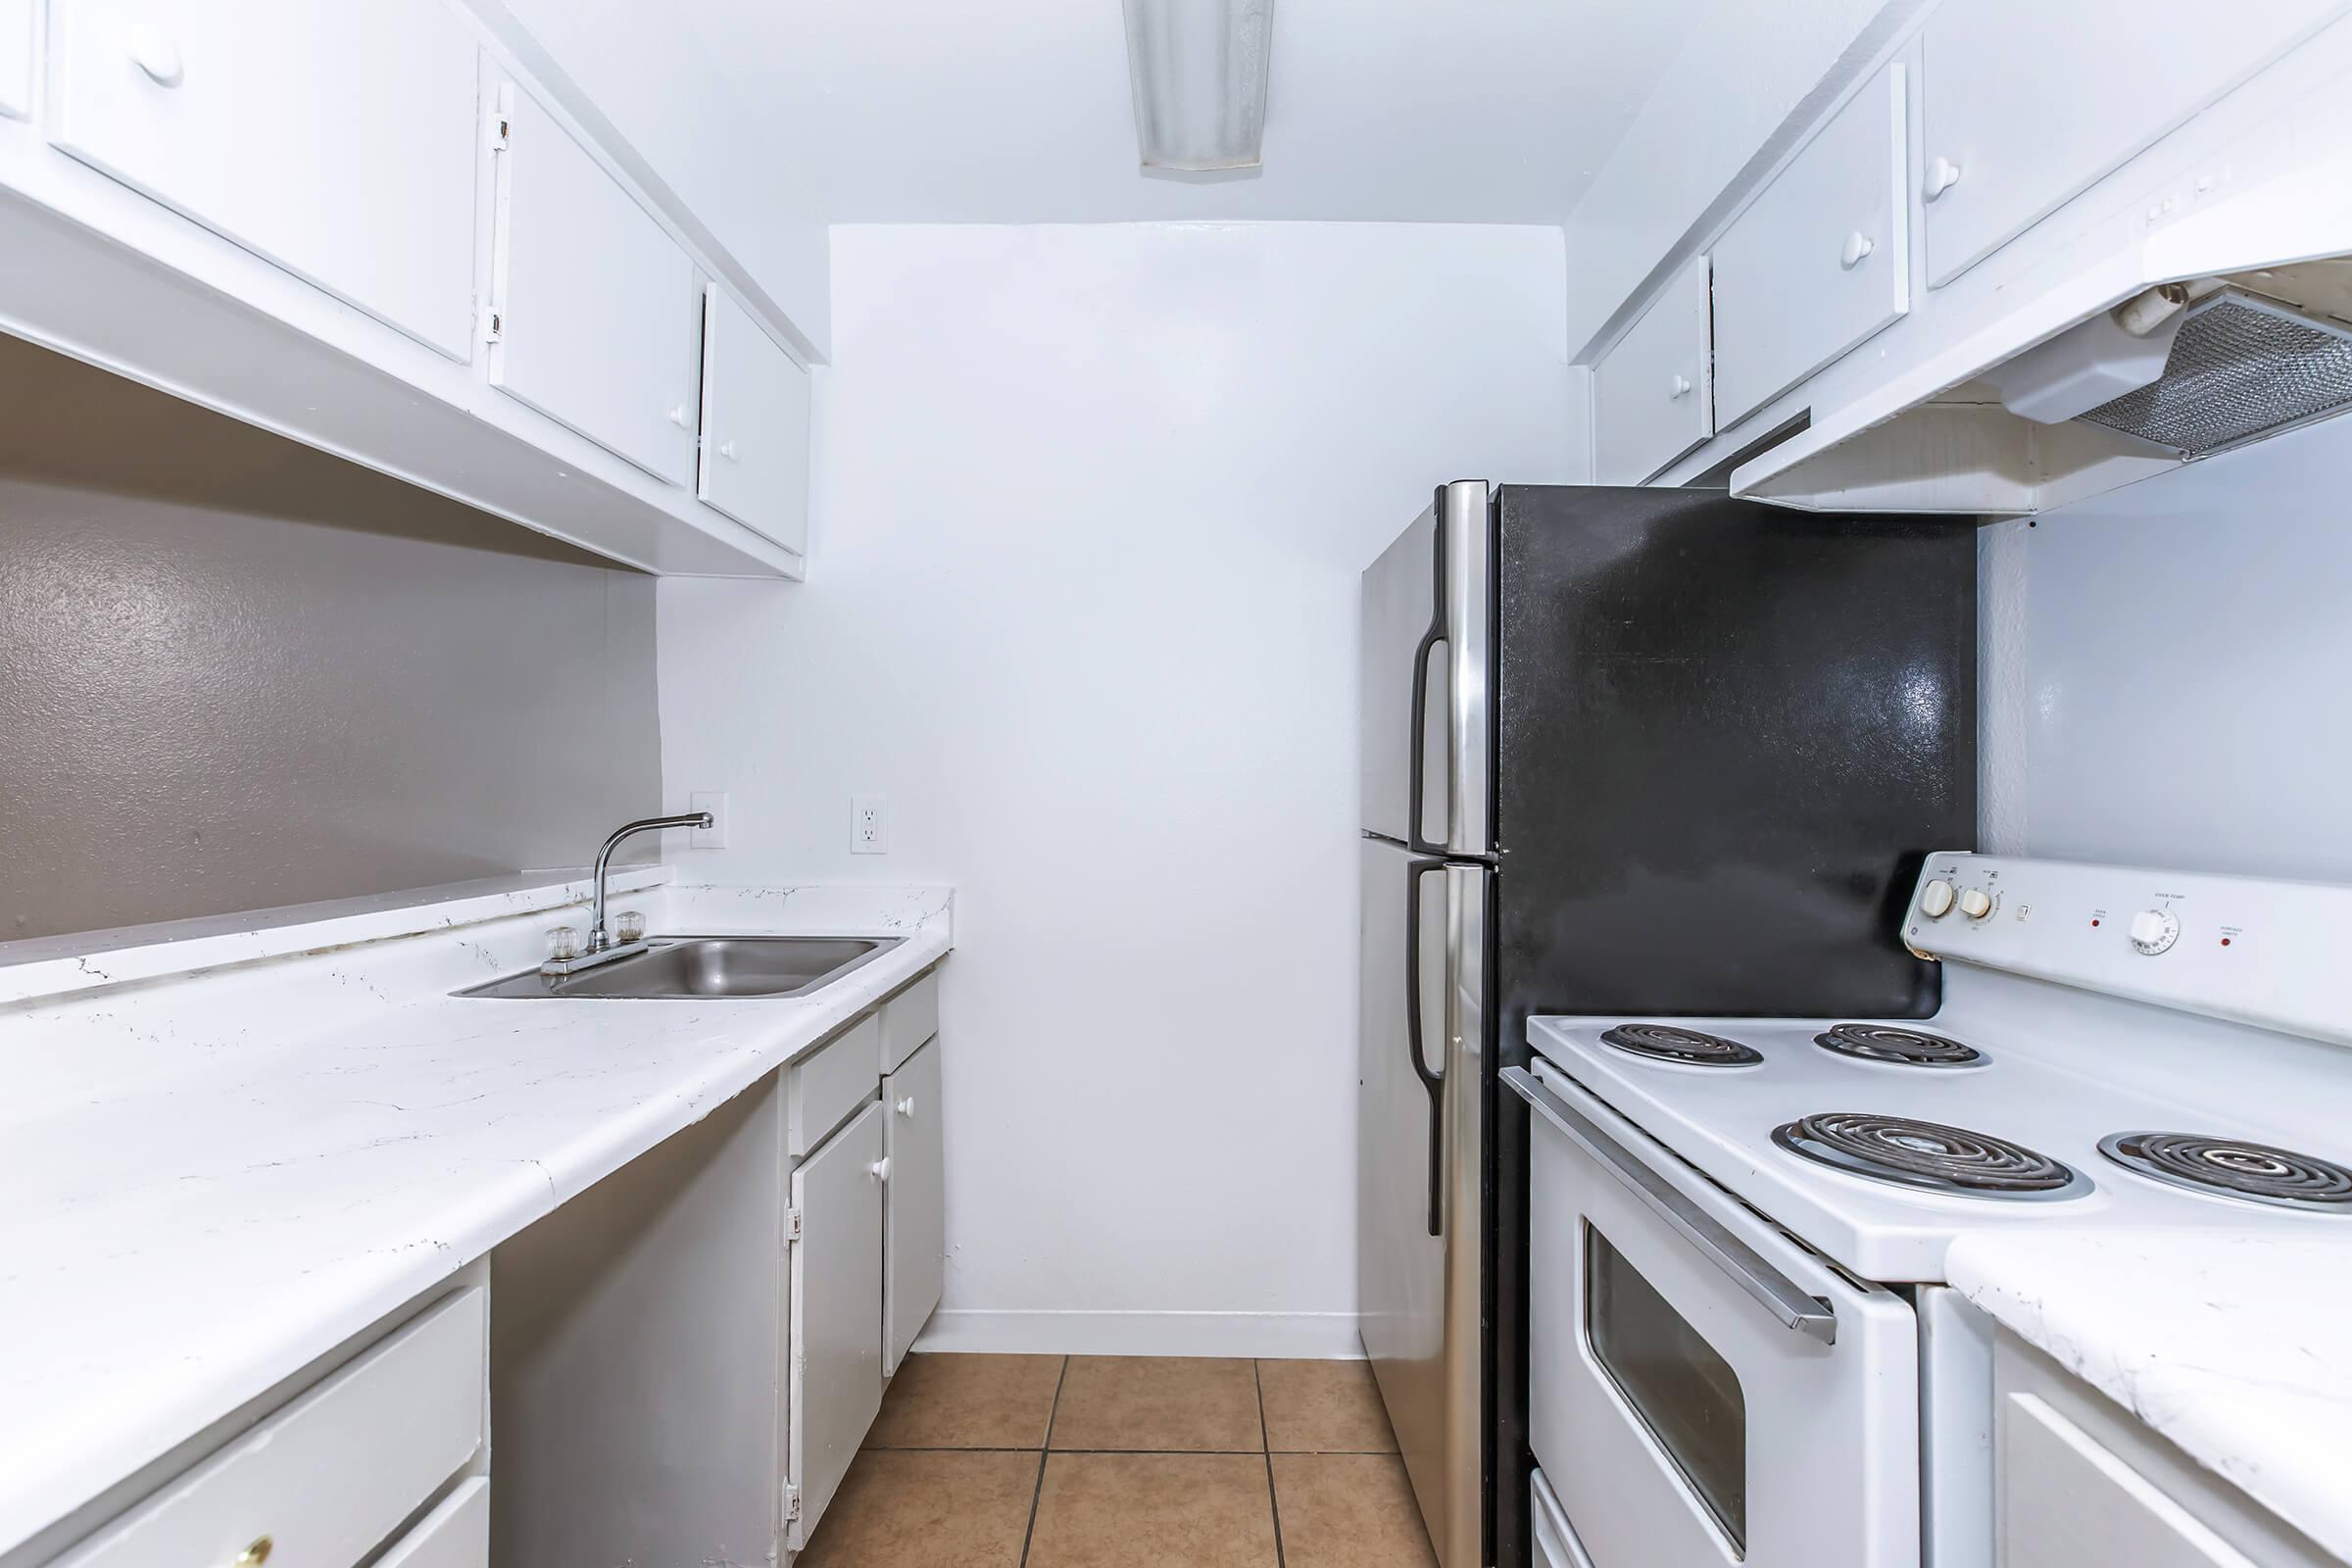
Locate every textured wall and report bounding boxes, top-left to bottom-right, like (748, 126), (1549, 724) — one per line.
(1977, 413), (2352, 881)
(0, 335), (662, 942)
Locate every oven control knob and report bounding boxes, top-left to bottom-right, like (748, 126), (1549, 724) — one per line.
(2129, 908), (2180, 955)
(1919, 879), (1957, 918)
(1957, 888), (1993, 920)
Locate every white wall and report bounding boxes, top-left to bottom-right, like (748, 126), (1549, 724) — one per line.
(1980, 414), (2352, 882)
(661, 222), (1573, 1355)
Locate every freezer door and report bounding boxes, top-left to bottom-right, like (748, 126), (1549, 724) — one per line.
(1360, 481), (1492, 856)
(1359, 839), (1487, 1568)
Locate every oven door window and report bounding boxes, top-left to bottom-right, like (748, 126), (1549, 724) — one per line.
(1585, 1222), (1747, 1552)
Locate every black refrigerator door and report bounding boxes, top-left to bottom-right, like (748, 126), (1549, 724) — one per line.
(1482, 484), (1976, 1568)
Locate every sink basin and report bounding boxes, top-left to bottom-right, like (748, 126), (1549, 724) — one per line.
(457, 936), (899, 1000)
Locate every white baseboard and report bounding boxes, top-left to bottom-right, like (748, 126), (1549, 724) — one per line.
(911, 1308), (1362, 1360)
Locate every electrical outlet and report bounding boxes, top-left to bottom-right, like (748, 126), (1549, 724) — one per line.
(690, 791), (729, 850)
(852, 795), (889, 855)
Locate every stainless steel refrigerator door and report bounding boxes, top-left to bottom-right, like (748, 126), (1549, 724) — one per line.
(1359, 839), (1487, 1568)
(1359, 480), (1492, 857)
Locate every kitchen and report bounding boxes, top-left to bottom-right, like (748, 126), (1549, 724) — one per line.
(1, 1), (2347, 1567)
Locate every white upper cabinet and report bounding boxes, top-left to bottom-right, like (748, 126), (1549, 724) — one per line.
(1, 0), (30, 119)
(489, 82), (702, 488)
(698, 284), (811, 556)
(46, 0), (481, 360)
(1919, 0), (2349, 288)
(1593, 254), (1714, 485)
(1713, 64), (1909, 429)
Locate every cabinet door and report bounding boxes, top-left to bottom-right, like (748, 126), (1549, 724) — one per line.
(788, 1099), (886, 1550)
(1920, 0), (2347, 287)
(1, 0), (30, 120)
(47, 0), (480, 359)
(1592, 254), (1713, 485)
(699, 285), (811, 554)
(882, 1036), (945, 1376)
(2000, 1393), (2255, 1568)
(491, 84), (701, 486)
(1713, 65), (1908, 427)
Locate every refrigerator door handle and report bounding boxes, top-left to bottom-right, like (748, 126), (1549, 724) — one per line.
(1406, 486), (1448, 858)
(1404, 856), (1447, 1236)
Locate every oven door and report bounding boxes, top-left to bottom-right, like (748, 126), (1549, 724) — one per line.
(1510, 1061), (1920, 1568)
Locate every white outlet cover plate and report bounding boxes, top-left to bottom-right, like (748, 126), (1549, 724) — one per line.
(852, 795), (889, 855)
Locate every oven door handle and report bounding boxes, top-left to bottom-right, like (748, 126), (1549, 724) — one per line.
(1503, 1066), (1838, 1346)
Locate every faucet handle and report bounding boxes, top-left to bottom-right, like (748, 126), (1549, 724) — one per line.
(546, 925), (582, 962)
(612, 909), (648, 945)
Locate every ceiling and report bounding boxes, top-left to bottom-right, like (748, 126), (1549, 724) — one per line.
(674, 0), (1714, 224)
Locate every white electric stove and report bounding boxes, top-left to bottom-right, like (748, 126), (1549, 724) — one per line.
(1513, 853), (2352, 1568)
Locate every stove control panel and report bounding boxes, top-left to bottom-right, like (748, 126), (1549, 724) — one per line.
(1900, 854), (2352, 1049)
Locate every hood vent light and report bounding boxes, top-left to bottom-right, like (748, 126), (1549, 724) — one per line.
(2079, 287), (2352, 458)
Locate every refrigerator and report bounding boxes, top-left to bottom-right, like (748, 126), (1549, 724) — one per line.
(1357, 481), (1976, 1568)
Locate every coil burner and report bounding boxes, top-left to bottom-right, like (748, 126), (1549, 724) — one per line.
(2099, 1132), (2352, 1213)
(1598, 1024), (1764, 1068)
(1814, 1023), (1987, 1069)
(1774, 1112), (2087, 1200)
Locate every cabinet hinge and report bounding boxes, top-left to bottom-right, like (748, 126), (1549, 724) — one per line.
(782, 1482), (803, 1524)
(488, 114), (512, 153)
(785, 1205), (803, 1243)
(480, 305), (503, 346)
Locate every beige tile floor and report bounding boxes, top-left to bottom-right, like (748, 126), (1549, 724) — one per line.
(799, 1353), (1439, 1568)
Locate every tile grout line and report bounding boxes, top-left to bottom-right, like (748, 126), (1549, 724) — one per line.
(1255, 1360), (1289, 1568)
(1017, 1355), (1071, 1568)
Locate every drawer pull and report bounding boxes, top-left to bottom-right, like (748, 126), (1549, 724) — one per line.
(1839, 230), (1876, 270)
(1924, 156), (1963, 200)
(896, 1095), (917, 1118)
(127, 24), (184, 87)
(231, 1537), (273, 1567)
(1667, 373), (1693, 401)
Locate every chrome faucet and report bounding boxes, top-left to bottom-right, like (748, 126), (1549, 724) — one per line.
(544, 811), (712, 976)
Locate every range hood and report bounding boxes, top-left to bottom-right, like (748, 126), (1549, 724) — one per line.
(1734, 134), (2352, 515)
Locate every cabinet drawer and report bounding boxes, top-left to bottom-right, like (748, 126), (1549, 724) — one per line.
(47, 0), (481, 359)
(490, 82), (703, 486)
(697, 285), (811, 554)
(58, 1288), (486, 1568)
(1713, 64), (1908, 427)
(2000, 1393), (2254, 1568)
(879, 970), (939, 1074)
(1592, 254), (1712, 484)
(376, 1477), (488, 1568)
(1920, 0), (2346, 287)
(788, 1013), (882, 1157)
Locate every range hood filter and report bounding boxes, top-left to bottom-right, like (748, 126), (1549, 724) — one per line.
(2080, 289), (2352, 458)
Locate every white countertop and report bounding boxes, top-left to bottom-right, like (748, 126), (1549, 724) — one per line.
(1948, 1229), (2352, 1563)
(0, 873), (952, 1560)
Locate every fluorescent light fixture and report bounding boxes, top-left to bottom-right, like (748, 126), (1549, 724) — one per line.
(1121, 0), (1274, 172)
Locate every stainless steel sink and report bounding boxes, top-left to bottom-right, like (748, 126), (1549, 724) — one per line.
(456, 936), (899, 1000)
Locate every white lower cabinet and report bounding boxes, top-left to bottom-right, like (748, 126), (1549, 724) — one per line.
(790, 1098), (888, 1548)
(489, 80), (703, 487)
(883, 1035), (946, 1376)
(57, 1286), (487, 1568)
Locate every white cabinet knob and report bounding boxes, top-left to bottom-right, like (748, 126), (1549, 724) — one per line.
(1668, 373), (1693, 400)
(1957, 888), (1993, 920)
(2128, 908), (2180, 955)
(1919, 879), (1956, 918)
(895, 1095), (916, 1117)
(869, 1156), (892, 1182)
(1839, 230), (1876, 269)
(718, 438), (740, 462)
(1924, 156), (1963, 200)
(127, 23), (184, 87)
(666, 403), (690, 428)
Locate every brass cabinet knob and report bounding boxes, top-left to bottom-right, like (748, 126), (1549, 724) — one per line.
(233, 1537), (273, 1567)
